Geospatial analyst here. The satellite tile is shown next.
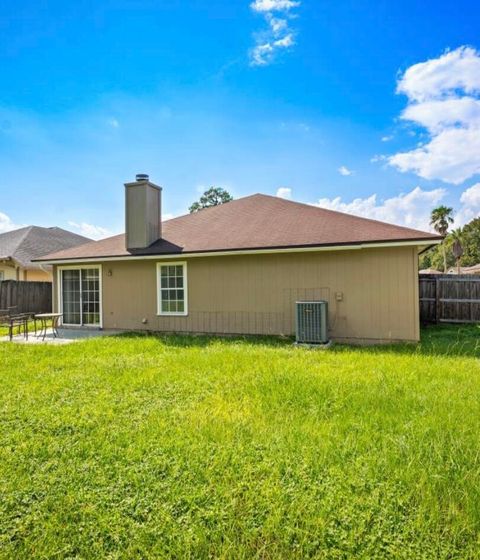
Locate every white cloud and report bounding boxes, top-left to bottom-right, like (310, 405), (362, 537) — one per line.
(401, 97), (480, 133)
(338, 165), (353, 176)
(163, 213), (175, 221)
(0, 211), (24, 234)
(250, 34), (296, 66)
(107, 118), (120, 128)
(251, 0), (299, 12)
(268, 16), (288, 35)
(68, 221), (112, 240)
(389, 127), (480, 185)
(388, 47), (480, 185)
(276, 187), (292, 199)
(249, 0), (299, 66)
(397, 46), (480, 103)
(316, 186), (446, 231)
(273, 33), (294, 48)
(460, 182), (480, 207)
(456, 182), (480, 225)
(381, 135), (393, 142)
(250, 43), (275, 66)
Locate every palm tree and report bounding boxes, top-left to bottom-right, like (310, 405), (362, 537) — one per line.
(449, 228), (464, 274)
(430, 206), (454, 273)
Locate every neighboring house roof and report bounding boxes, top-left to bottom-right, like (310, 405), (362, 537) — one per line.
(463, 264), (480, 274)
(0, 226), (91, 269)
(447, 264), (480, 275)
(37, 194), (441, 262)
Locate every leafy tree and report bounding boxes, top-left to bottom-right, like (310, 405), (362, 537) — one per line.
(189, 187), (233, 213)
(430, 206), (454, 272)
(419, 244), (454, 272)
(419, 216), (480, 272)
(460, 217), (480, 266)
(419, 249), (433, 271)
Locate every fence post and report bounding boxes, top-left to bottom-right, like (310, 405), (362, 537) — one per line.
(435, 277), (441, 324)
(6, 282), (12, 309)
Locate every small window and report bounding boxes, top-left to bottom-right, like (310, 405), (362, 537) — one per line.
(157, 262), (187, 315)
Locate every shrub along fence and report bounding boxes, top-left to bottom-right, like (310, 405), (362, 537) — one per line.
(419, 274), (480, 324)
(0, 280), (52, 314)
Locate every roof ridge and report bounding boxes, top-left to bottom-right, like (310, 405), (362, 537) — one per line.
(167, 193), (261, 223)
(1, 226), (34, 267)
(10, 225), (33, 251)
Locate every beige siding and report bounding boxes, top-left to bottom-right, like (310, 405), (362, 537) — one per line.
(0, 264), (17, 281)
(54, 246), (420, 343)
(0, 264), (52, 282)
(24, 268), (52, 282)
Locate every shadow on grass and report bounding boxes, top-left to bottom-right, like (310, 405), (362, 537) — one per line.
(114, 324), (480, 359)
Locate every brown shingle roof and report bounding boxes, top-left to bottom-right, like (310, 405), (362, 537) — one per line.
(36, 194), (441, 262)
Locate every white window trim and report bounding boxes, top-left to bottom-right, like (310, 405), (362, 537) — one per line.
(156, 261), (188, 317)
(57, 264), (103, 328)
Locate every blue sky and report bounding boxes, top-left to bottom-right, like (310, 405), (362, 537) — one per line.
(1, 0), (479, 238)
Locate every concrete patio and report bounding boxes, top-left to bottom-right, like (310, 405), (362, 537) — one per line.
(1, 328), (123, 345)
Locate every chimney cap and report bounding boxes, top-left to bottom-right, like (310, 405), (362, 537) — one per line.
(135, 173), (149, 182)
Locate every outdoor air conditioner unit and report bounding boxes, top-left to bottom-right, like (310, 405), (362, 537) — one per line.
(295, 301), (329, 345)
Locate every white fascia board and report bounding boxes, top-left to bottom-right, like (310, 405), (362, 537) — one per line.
(38, 238), (442, 265)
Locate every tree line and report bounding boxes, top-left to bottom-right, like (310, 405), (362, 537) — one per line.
(421, 206), (480, 272)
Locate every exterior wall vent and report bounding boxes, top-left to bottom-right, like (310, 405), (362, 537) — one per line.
(295, 301), (329, 344)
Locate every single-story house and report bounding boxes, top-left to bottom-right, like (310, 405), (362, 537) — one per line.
(37, 176), (441, 344)
(0, 226), (91, 282)
(447, 264), (480, 275)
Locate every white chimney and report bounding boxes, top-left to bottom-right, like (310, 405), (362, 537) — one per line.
(125, 174), (162, 250)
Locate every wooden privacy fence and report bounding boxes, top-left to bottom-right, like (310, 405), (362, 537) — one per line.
(0, 281), (52, 314)
(419, 274), (480, 324)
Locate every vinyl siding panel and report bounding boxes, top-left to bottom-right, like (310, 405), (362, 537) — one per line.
(24, 268), (52, 282)
(0, 264), (17, 281)
(53, 246), (420, 343)
(0, 265), (51, 282)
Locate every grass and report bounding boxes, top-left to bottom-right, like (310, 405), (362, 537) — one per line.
(0, 325), (479, 559)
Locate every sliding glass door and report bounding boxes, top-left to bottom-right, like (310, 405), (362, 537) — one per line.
(62, 269), (81, 324)
(81, 268), (100, 325)
(61, 267), (101, 326)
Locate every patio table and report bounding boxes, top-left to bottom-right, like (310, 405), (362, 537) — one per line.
(35, 313), (63, 341)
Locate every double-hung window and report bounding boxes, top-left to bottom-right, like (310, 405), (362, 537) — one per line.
(157, 262), (187, 315)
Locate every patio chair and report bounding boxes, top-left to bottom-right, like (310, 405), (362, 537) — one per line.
(0, 308), (30, 341)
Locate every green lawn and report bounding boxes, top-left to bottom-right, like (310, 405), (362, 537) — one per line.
(1, 326), (479, 559)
